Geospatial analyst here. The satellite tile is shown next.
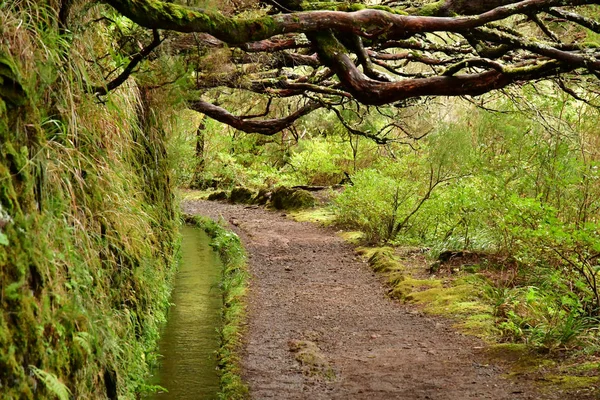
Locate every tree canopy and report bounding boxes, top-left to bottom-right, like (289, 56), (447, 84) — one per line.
(90, 0), (600, 137)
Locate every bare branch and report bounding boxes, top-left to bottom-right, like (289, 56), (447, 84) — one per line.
(90, 29), (163, 95)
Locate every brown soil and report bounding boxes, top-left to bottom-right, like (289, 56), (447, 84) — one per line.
(183, 200), (565, 400)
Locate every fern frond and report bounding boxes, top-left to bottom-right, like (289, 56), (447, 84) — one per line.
(30, 366), (71, 400)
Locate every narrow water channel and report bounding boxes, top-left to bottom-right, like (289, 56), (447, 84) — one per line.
(151, 226), (222, 399)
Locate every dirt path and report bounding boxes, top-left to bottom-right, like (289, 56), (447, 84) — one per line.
(184, 200), (550, 400)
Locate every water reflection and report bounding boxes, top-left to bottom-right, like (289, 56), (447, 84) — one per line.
(151, 226), (222, 399)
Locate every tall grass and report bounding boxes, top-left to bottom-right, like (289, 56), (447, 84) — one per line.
(0, 1), (180, 398)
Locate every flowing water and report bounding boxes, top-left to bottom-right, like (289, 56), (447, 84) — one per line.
(150, 226), (222, 399)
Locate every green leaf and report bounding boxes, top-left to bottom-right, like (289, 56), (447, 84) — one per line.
(0, 231), (8, 246)
(30, 366), (71, 400)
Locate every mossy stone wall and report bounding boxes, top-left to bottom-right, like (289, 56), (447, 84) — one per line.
(0, 3), (178, 398)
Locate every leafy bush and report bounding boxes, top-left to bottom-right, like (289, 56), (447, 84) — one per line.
(289, 137), (353, 186)
(334, 168), (411, 242)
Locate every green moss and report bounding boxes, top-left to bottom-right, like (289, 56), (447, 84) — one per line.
(392, 276), (442, 300)
(357, 245), (498, 338)
(108, 0), (282, 44)
(270, 187), (315, 210)
(563, 361), (600, 374)
(543, 375), (599, 391)
(412, 1), (445, 16)
(288, 340), (335, 380)
(181, 189), (212, 200)
(290, 208), (336, 225)
(460, 313), (498, 338)
(405, 277), (496, 339)
(229, 187), (254, 204)
(582, 41), (600, 48)
(300, 1), (406, 14)
(486, 343), (535, 363)
(361, 247), (404, 273)
(486, 343), (557, 375)
(208, 191), (228, 201)
(337, 230), (364, 244)
(486, 345), (600, 392)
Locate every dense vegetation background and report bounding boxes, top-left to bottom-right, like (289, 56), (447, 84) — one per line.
(1, 1), (183, 398)
(185, 81), (600, 351)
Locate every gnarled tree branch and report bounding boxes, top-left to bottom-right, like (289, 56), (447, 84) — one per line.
(188, 99), (321, 135)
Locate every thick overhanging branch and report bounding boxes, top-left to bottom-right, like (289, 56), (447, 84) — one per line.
(188, 99), (321, 135)
(103, 0), (600, 44)
(311, 31), (572, 106)
(94, 0), (600, 136)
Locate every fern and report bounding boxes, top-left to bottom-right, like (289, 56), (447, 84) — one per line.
(73, 332), (92, 355)
(30, 366), (71, 400)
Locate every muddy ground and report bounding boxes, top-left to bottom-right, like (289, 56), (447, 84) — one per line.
(183, 200), (580, 400)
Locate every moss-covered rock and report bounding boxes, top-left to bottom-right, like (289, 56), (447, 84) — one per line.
(288, 339), (335, 380)
(191, 177), (220, 190)
(252, 188), (271, 205)
(229, 186), (255, 204)
(270, 187), (315, 210)
(366, 247), (404, 273)
(208, 190), (228, 201)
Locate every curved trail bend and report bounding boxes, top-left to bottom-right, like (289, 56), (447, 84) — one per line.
(184, 200), (547, 400)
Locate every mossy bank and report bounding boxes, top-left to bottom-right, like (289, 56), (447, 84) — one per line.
(0, 2), (180, 398)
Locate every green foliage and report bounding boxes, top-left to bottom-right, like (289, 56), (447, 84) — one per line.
(168, 110), (205, 187)
(180, 104), (381, 191)
(333, 143), (459, 243)
(484, 279), (599, 350)
(0, 2), (181, 398)
(326, 85), (600, 350)
(334, 168), (402, 242)
(30, 367), (71, 400)
(192, 128), (298, 190)
(289, 137), (353, 185)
